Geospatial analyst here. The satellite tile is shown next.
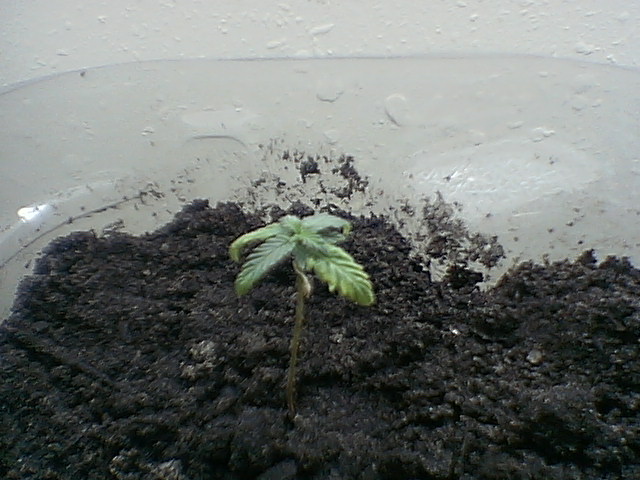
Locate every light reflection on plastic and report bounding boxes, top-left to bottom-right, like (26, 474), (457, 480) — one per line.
(17, 204), (50, 222)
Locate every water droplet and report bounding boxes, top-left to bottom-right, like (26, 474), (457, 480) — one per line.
(571, 95), (589, 112)
(308, 23), (335, 36)
(469, 130), (486, 146)
(316, 82), (343, 103)
(384, 93), (409, 126)
(323, 129), (340, 144)
(575, 42), (595, 55)
(616, 11), (630, 22)
(266, 39), (285, 49)
(530, 127), (555, 142)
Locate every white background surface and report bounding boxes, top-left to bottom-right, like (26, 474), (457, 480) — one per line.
(2, 0), (639, 87)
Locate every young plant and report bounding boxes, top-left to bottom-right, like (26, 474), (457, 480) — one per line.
(229, 213), (375, 416)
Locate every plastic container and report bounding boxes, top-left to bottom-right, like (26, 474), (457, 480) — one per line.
(1, 55), (639, 319)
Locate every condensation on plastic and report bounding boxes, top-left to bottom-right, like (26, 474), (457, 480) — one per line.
(1, 56), (639, 319)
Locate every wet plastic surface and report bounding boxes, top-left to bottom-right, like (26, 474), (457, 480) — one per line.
(1, 56), (639, 318)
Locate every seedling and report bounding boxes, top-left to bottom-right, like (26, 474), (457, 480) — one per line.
(229, 213), (375, 416)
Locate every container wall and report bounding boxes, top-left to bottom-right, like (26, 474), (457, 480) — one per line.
(1, 56), (639, 319)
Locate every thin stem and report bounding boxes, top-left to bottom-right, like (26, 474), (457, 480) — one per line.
(287, 262), (311, 417)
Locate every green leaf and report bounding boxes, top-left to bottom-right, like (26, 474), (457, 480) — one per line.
(306, 244), (375, 306)
(298, 230), (339, 257)
(276, 215), (304, 235)
(229, 212), (374, 306)
(298, 214), (352, 253)
(301, 213), (351, 235)
(229, 222), (283, 262)
(234, 234), (295, 295)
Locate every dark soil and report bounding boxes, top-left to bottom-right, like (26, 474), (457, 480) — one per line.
(1, 198), (639, 479)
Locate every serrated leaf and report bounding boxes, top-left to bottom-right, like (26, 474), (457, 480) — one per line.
(301, 213), (351, 235)
(229, 212), (373, 306)
(234, 234), (295, 295)
(306, 245), (375, 306)
(276, 215), (304, 234)
(229, 222), (283, 262)
(298, 230), (338, 257)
